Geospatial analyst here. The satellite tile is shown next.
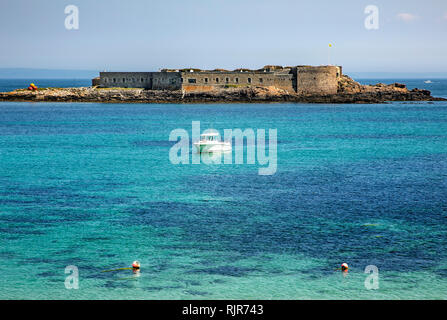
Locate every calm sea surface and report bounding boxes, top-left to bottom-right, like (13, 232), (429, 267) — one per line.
(0, 79), (446, 299)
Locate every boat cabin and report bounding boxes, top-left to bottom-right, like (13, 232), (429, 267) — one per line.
(200, 132), (220, 142)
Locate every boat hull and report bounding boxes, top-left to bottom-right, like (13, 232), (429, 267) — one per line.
(194, 142), (231, 153)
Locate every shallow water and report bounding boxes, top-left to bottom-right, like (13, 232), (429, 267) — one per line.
(0, 93), (447, 299)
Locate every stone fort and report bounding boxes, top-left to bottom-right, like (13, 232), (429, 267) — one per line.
(93, 65), (342, 95)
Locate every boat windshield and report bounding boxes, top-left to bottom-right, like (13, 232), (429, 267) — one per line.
(201, 134), (218, 141)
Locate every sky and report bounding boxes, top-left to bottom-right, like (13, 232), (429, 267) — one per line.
(0, 0), (446, 75)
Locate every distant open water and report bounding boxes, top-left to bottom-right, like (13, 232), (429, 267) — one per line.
(0, 78), (446, 299)
(0, 79), (91, 93)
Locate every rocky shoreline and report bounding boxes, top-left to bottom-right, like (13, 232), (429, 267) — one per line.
(0, 75), (445, 104)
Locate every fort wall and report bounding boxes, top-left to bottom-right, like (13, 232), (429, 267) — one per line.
(99, 72), (153, 89)
(97, 65), (341, 95)
(180, 71), (293, 92)
(295, 66), (341, 95)
(152, 72), (182, 90)
(99, 72), (182, 90)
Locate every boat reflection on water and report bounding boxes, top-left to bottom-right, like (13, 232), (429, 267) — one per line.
(198, 149), (232, 164)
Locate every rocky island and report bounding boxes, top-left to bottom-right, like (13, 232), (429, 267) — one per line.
(0, 65), (445, 104)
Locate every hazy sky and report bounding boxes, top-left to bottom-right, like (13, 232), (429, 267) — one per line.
(0, 0), (446, 73)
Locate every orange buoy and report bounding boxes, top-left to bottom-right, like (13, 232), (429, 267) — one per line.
(341, 263), (349, 271)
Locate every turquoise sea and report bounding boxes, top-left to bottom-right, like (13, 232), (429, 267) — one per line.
(0, 79), (447, 299)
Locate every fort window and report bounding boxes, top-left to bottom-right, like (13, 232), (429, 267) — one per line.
(123, 78), (126, 83)
(216, 78), (219, 83)
(225, 77), (229, 83)
(204, 78), (208, 83)
(259, 78), (263, 83)
(248, 78), (251, 83)
(188, 78), (196, 84)
(181, 78), (183, 83)
(235, 78), (239, 83)
(141, 78), (144, 82)
(113, 78), (116, 83)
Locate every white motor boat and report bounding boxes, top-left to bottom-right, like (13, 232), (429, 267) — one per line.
(193, 132), (231, 153)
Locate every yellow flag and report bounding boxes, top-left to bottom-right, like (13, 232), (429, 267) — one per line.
(329, 44), (332, 47)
